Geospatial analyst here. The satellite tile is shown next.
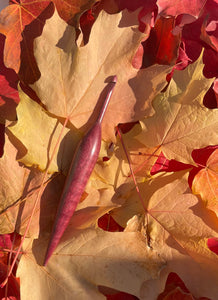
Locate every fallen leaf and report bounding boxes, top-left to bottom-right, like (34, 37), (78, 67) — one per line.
(111, 171), (187, 228)
(0, 133), (41, 235)
(17, 228), (164, 300)
(8, 85), (82, 173)
(105, 167), (218, 299)
(192, 148), (218, 216)
(146, 174), (218, 299)
(53, 0), (97, 25)
(0, 0), (51, 72)
(114, 0), (157, 12)
(116, 123), (161, 177)
(31, 8), (171, 141)
(0, 133), (30, 230)
(181, 0), (218, 79)
(17, 3), (55, 85)
(157, 0), (207, 17)
(136, 55), (217, 164)
(0, 1), (217, 298)
(0, 130), (66, 237)
(115, 171), (218, 299)
(168, 51), (214, 106)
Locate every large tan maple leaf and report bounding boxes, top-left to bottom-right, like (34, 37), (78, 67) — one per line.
(31, 8), (171, 141)
(17, 228), (164, 300)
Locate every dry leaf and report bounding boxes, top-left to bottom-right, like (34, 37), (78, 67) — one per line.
(192, 148), (218, 216)
(136, 55), (218, 164)
(31, 8), (171, 141)
(112, 171), (218, 299)
(17, 228), (164, 300)
(147, 176), (218, 299)
(172, 51), (214, 105)
(157, 0), (206, 17)
(0, 0), (51, 72)
(8, 85), (81, 173)
(0, 133), (60, 237)
(53, 0), (97, 24)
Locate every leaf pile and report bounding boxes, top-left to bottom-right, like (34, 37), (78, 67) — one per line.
(0, 1), (218, 299)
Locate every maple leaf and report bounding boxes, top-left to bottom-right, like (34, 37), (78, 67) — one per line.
(181, 0), (218, 79)
(0, 0), (51, 72)
(192, 148), (218, 216)
(146, 173), (218, 299)
(157, 0), (207, 17)
(0, 133), (37, 235)
(0, 133), (30, 232)
(115, 123), (160, 177)
(110, 171), (187, 228)
(0, 131), (70, 238)
(0, 1), (217, 298)
(17, 228), (164, 300)
(30, 8), (171, 141)
(8, 85), (82, 173)
(111, 171), (218, 299)
(165, 51), (214, 106)
(52, 0), (97, 24)
(136, 54), (218, 165)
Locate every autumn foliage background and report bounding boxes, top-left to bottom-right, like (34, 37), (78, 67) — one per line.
(0, 0), (218, 299)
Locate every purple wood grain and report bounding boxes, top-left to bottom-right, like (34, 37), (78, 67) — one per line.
(43, 76), (117, 265)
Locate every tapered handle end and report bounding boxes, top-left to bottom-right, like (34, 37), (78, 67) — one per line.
(111, 75), (117, 83)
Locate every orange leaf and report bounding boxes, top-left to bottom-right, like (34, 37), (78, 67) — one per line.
(192, 148), (218, 216)
(53, 0), (97, 25)
(0, 0), (51, 72)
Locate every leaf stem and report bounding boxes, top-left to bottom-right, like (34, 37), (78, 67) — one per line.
(116, 126), (148, 213)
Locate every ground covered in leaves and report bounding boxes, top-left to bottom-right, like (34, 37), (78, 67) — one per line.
(0, 0), (218, 299)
